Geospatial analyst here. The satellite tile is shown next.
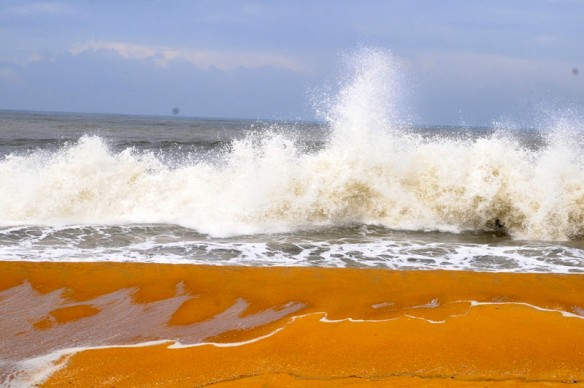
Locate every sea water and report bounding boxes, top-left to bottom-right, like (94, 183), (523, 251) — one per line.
(1, 49), (584, 273)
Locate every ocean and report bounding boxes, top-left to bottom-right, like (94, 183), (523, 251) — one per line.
(1, 108), (583, 274)
(1, 51), (584, 274)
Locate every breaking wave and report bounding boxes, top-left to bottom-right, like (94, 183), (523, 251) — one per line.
(1, 48), (584, 241)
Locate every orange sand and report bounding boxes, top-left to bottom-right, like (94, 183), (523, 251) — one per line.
(0, 261), (583, 386)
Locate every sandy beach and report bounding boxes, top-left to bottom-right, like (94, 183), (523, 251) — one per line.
(1, 261), (583, 386)
(3, 0), (584, 386)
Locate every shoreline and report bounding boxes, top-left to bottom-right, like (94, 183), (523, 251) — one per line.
(0, 261), (583, 386)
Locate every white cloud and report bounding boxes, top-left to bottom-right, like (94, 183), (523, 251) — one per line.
(69, 41), (307, 73)
(24, 51), (55, 64)
(7, 2), (72, 15)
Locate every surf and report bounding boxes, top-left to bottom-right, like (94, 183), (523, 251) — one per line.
(1, 48), (583, 241)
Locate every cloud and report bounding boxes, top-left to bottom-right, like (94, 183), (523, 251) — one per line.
(26, 51), (55, 64)
(69, 41), (307, 73)
(7, 2), (72, 15)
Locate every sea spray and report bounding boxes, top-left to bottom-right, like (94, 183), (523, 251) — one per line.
(324, 48), (402, 147)
(1, 49), (584, 241)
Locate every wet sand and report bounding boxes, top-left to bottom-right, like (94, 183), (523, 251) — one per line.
(0, 261), (583, 386)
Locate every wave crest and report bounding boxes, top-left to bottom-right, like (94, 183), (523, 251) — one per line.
(1, 49), (584, 241)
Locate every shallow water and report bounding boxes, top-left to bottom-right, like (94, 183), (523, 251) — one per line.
(1, 223), (583, 273)
(2, 50), (584, 273)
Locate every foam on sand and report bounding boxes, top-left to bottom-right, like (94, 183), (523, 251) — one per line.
(1, 261), (584, 386)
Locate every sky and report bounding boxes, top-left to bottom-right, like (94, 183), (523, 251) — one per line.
(0, 0), (583, 126)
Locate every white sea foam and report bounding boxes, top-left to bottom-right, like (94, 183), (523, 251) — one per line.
(1, 49), (584, 241)
(4, 341), (171, 388)
(10, 299), (583, 386)
(1, 224), (583, 272)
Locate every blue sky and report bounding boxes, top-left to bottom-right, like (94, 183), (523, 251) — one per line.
(0, 0), (583, 126)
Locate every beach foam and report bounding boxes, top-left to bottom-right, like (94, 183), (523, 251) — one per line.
(2, 224), (584, 272)
(2, 262), (584, 386)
